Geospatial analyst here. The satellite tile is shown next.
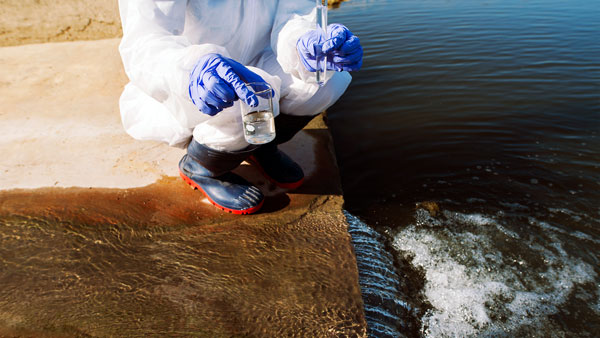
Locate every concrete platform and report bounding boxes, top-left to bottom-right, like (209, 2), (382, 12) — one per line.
(0, 39), (366, 337)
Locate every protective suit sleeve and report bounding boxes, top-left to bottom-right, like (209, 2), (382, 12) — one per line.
(270, 0), (332, 84)
(118, 0), (230, 109)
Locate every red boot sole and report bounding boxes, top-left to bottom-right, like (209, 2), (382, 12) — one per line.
(179, 170), (263, 215)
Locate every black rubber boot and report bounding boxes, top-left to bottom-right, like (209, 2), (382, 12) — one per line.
(250, 113), (318, 189)
(179, 139), (264, 214)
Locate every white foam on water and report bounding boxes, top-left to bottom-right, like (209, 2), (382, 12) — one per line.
(442, 211), (495, 226)
(345, 211), (410, 337)
(393, 209), (599, 337)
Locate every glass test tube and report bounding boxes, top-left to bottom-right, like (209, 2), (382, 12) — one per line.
(315, 0), (328, 86)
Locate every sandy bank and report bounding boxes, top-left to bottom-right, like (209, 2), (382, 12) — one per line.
(0, 0), (122, 47)
(0, 39), (187, 189)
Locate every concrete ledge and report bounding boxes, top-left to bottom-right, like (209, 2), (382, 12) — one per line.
(0, 39), (366, 336)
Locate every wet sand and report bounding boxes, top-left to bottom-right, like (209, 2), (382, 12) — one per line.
(0, 5), (366, 335)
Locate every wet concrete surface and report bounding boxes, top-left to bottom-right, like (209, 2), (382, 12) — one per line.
(0, 38), (366, 337)
(0, 129), (366, 338)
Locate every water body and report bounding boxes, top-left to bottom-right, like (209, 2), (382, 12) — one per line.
(328, 0), (599, 336)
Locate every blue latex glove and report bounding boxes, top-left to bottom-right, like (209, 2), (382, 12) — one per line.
(189, 53), (267, 116)
(297, 23), (363, 73)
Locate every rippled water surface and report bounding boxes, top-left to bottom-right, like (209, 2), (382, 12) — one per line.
(328, 0), (599, 336)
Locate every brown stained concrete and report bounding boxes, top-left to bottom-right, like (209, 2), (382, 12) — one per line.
(0, 38), (366, 336)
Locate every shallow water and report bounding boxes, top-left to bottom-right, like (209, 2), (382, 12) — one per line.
(0, 175), (364, 336)
(329, 0), (599, 336)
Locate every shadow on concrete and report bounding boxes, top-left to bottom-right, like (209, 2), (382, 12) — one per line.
(260, 192), (292, 213)
(235, 128), (344, 202)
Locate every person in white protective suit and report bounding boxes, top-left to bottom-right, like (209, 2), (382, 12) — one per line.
(118, 0), (363, 214)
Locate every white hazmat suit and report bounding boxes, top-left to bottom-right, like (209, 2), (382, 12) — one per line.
(118, 0), (352, 151)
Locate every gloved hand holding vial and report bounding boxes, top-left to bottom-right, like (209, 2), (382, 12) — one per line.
(118, 0), (364, 214)
(241, 82), (276, 145)
(297, 23), (363, 73)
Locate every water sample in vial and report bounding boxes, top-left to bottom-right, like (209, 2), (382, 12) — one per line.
(315, 0), (328, 86)
(240, 82), (276, 145)
(243, 110), (276, 145)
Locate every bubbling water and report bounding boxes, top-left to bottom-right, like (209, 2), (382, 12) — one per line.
(345, 211), (421, 338)
(391, 207), (598, 337)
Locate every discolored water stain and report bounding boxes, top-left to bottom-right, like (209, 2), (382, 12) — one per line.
(0, 129), (366, 337)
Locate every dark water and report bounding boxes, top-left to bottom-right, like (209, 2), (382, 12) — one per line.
(328, 0), (599, 336)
